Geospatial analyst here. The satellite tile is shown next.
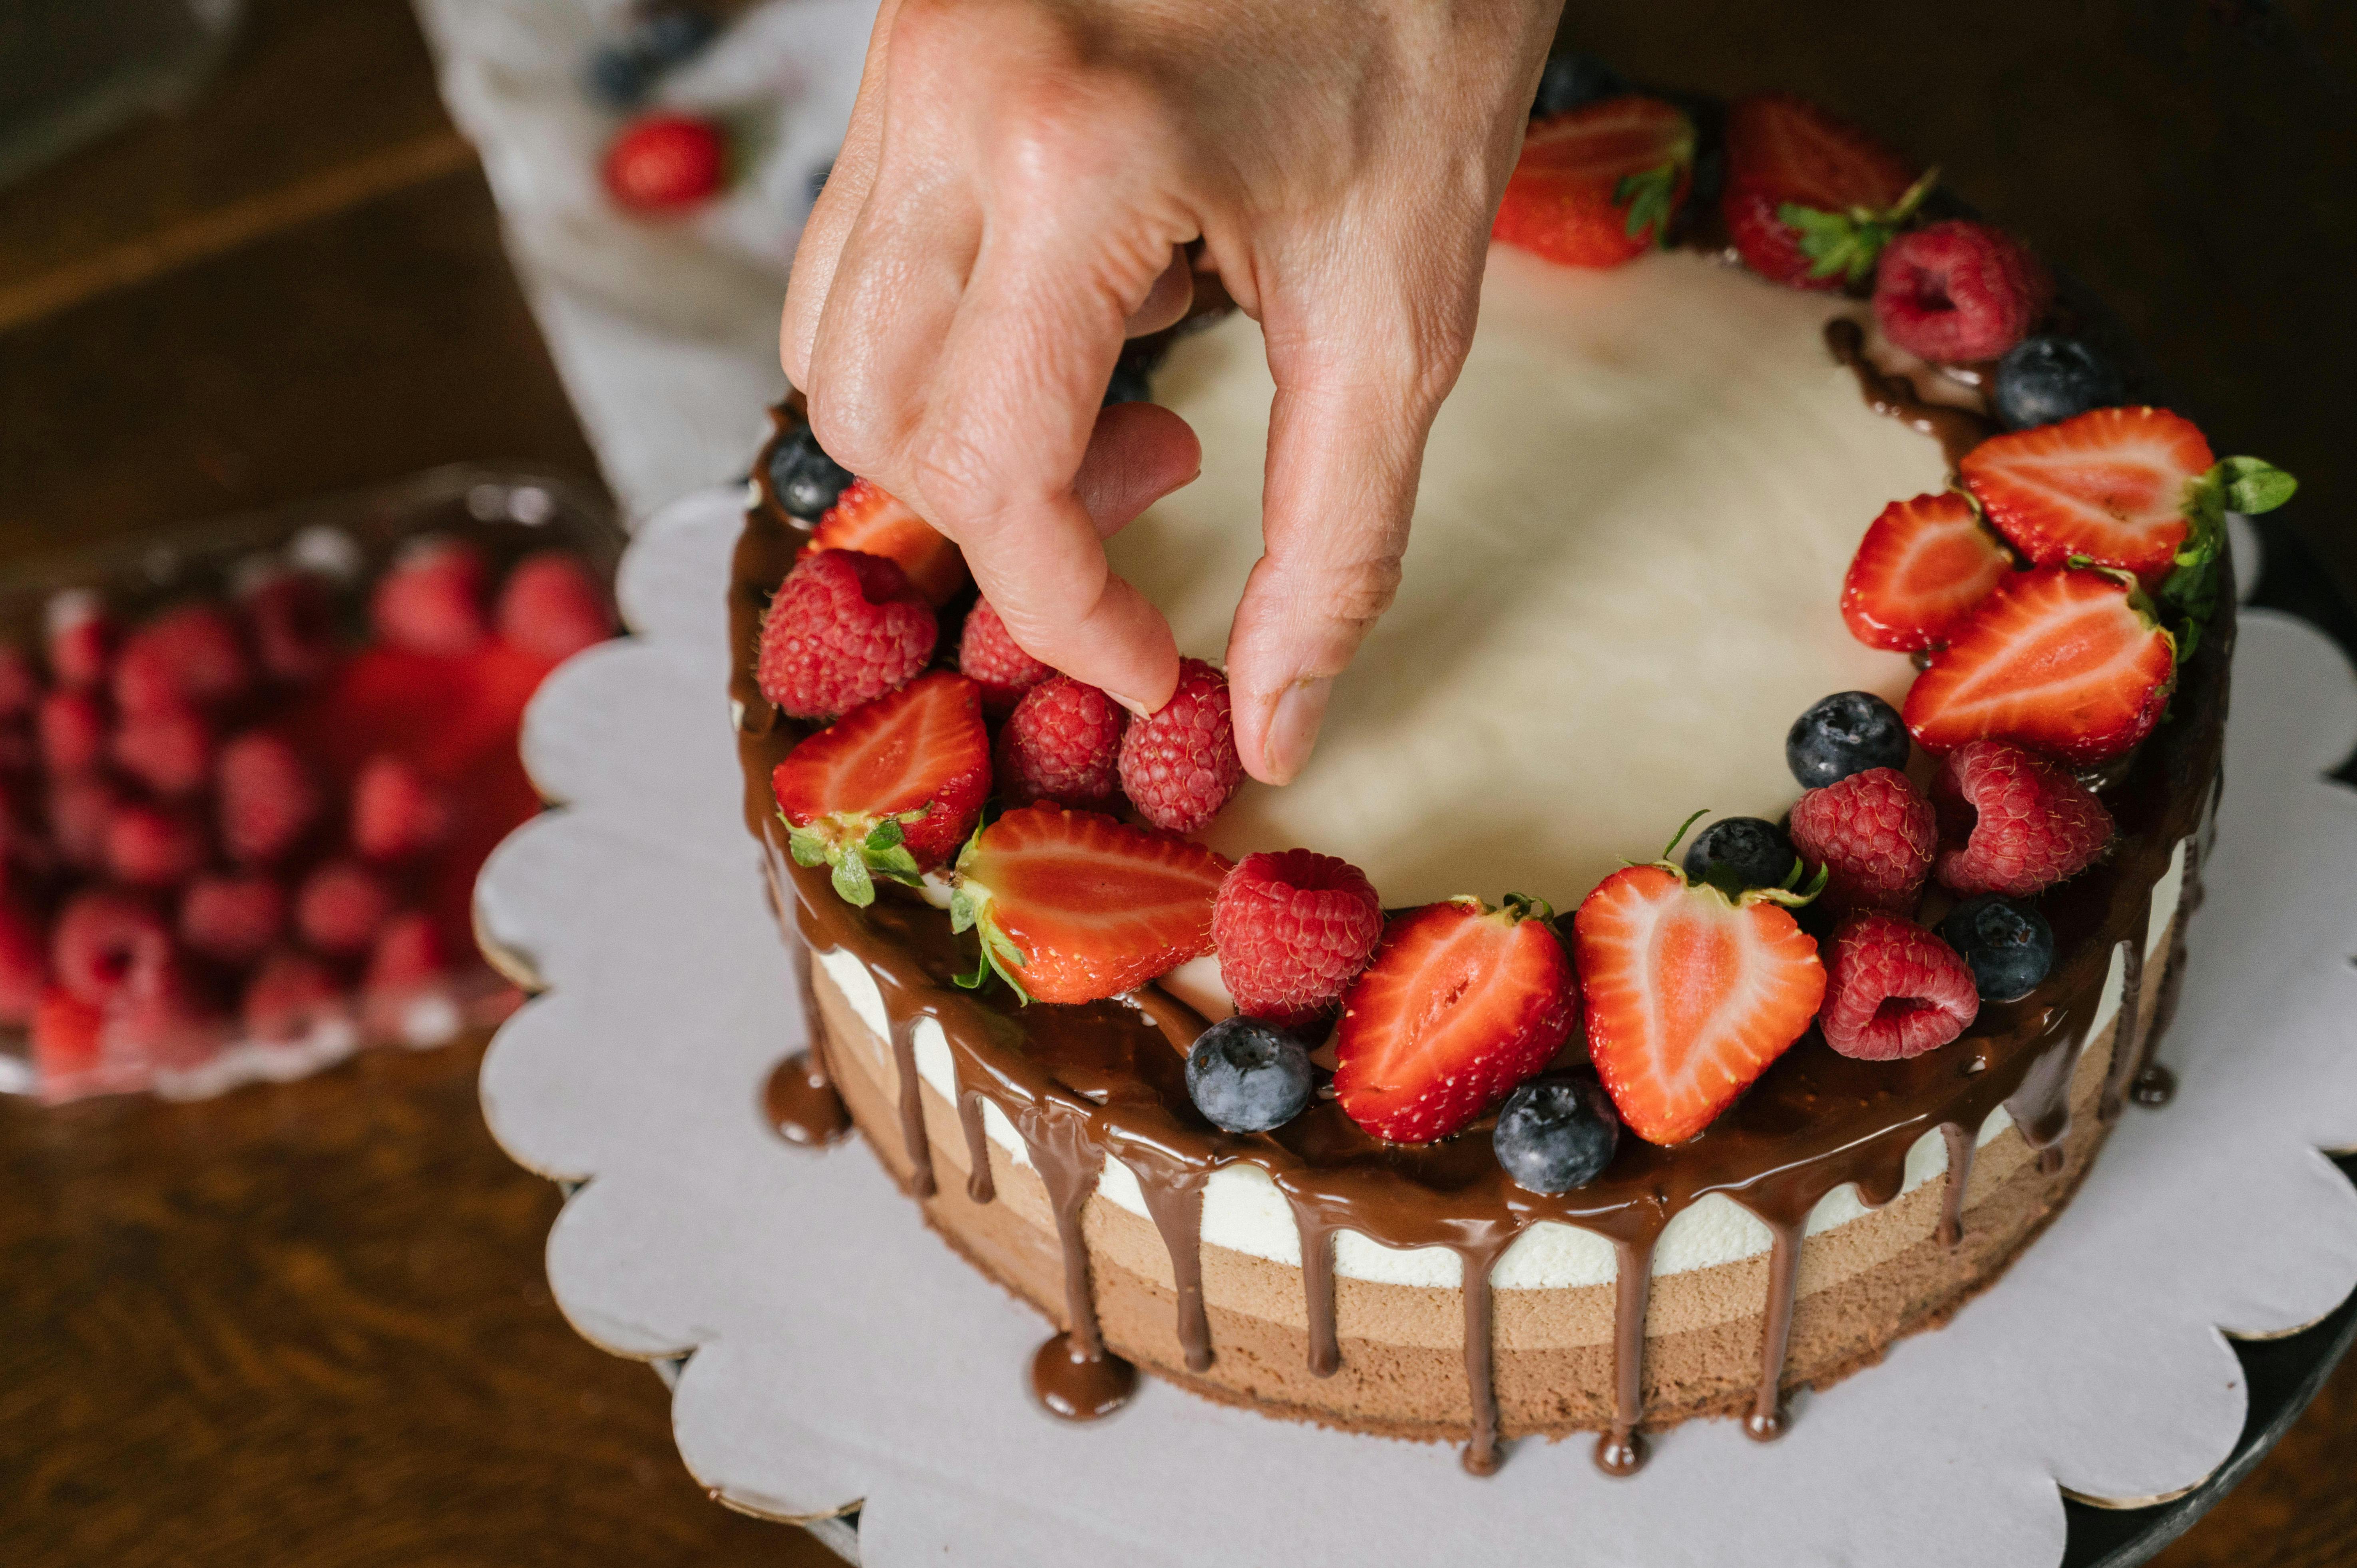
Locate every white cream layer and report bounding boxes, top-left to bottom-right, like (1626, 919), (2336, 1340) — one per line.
(1109, 245), (1948, 908)
(819, 836), (2178, 1293)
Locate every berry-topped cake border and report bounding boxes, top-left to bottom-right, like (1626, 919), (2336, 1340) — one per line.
(728, 68), (2294, 1477)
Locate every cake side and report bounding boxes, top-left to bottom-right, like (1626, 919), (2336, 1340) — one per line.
(795, 906), (2167, 1441)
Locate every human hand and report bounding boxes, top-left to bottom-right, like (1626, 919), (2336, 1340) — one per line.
(784, 0), (1562, 783)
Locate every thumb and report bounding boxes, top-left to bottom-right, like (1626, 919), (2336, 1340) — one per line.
(1224, 275), (1475, 785)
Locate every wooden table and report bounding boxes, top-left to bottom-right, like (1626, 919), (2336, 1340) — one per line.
(0, 2), (2349, 1564)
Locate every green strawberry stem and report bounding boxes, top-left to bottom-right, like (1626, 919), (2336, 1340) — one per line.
(1780, 165), (1939, 287)
(2167, 456), (2296, 659)
(947, 883), (1031, 1003)
(783, 807), (929, 909)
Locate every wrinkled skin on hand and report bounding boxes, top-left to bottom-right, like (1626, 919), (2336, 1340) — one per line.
(784, 0), (1564, 784)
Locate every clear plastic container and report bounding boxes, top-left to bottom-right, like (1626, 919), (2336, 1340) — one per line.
(0, 464), (619, 1102)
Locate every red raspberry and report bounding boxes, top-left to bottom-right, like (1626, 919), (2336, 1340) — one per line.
(243, 948), (346, 1044)
(52, 888), (169, 1006)
(113, 604), (252, 715)
(47, 773), (123, 870)
(1788, 766), (1936, 914)
(113, 700), (214, 796)
(371, 540), (491, 656)
(1931, 740), (2114, 896)
(32, 985), (107, 1084)
(364, 911), (456, 1043)
(104, 939), (222, 1070)
(496, 550), (615, 662)
(958, 598), (1053, 717)
(296, 859), (394, 954)
(0, 647), (40, 719)
(107, 802), (209, 887)
(352, 754), (448, 861)
(243, 569), (340, 684)
(1818, 911), (1980, 1060)
(603, 111), (726, 213)
(180, 872), (289, 964)
(995, 675), (1127, 808)
(1873, 221), (2052, 364)
(217, 731), (323, 864)
(38, 689), (107, 774)
(755, 549), (937, 720)
(0, 899), (48, 1026)
(46, 591), (115, 690)
(1117, 658), (1244, 835)
(1211, 850), (1384, 1028)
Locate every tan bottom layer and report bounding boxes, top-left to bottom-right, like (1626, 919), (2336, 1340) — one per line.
(813, 942), (2160, 1443)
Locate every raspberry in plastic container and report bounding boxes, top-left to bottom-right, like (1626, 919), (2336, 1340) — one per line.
(0, 466), (620, 1104)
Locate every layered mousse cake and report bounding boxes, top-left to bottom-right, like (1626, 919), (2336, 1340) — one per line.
(726, 79), (2293, 1474)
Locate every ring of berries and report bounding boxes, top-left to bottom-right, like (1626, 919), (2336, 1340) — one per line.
(761, 100), (2295, 1182)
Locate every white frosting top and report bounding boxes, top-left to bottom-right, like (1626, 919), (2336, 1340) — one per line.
(1107, 245), (1946, 907)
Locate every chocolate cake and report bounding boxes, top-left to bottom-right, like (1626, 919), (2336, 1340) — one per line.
(725, 82), (2279, 1476)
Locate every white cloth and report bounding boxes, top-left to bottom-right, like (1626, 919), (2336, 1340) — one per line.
(412, 0), (877, 522)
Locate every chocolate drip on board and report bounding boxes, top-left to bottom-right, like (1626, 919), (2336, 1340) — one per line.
(761, 910), (851, 1146)
(1019, 1100), (1139, 1419)
(1937, 1122), (1977, 1248)
(730, 394), (2235, 1469)
(1824, 318), (1999, 472)
(1745, 1218), (1806, 1441)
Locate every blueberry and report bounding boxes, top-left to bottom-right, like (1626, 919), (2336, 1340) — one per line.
(1939, 895), (2054, 1002)
(1683, 816), (1798, 895)
(1531, 52), (1629, 118)
(1493, 1075), (1620, 1194)
(766, 423), (854, 521)
(1991, 336), (2126, 431)
(585, 44), (653, 108)
(1103, 363), (1151, 407)
(1186, 1017), (1314, 1133)
(636, 8), (719, 66)
(1102, 337), (1165, 407)
(1786, 691), (1911, 790)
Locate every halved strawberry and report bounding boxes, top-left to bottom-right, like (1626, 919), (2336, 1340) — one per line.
(1573, 849), (1826, 1146)
(1332, 895), (1577, 1144)
(774, 671), (990, 905)
(1959, 408), (2214, 588)
(802, 479), (967, 606)
(1901, 567), (2174, 765)
(1721, 93), (1931, 290)
(1841, 491), (2014, 652)
(1492, 97), (1695, 268)
(952, 804), (1229, 1004)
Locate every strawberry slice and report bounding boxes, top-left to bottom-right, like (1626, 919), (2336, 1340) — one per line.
(1721, 93), (1930, 290)
(1959, 407), (2214, 589)
(953, 804), (1230, 1004)
(1573, 859), (1826, 1146)
(1901, 567), (2174, 765)
(1332, 895), (1578, 1144)
(774, 671), (990, 905)
(1492, 97), (1695, 269)
(802, 479), (967, 606)
(1841, 491), (2014, 652)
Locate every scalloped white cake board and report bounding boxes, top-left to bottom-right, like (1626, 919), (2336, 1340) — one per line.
(477, 488), (2357, 1568)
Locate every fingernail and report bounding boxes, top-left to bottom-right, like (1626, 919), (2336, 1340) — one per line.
(1110, 690), (1155, 719)
(1265, 677), (1333, 786)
